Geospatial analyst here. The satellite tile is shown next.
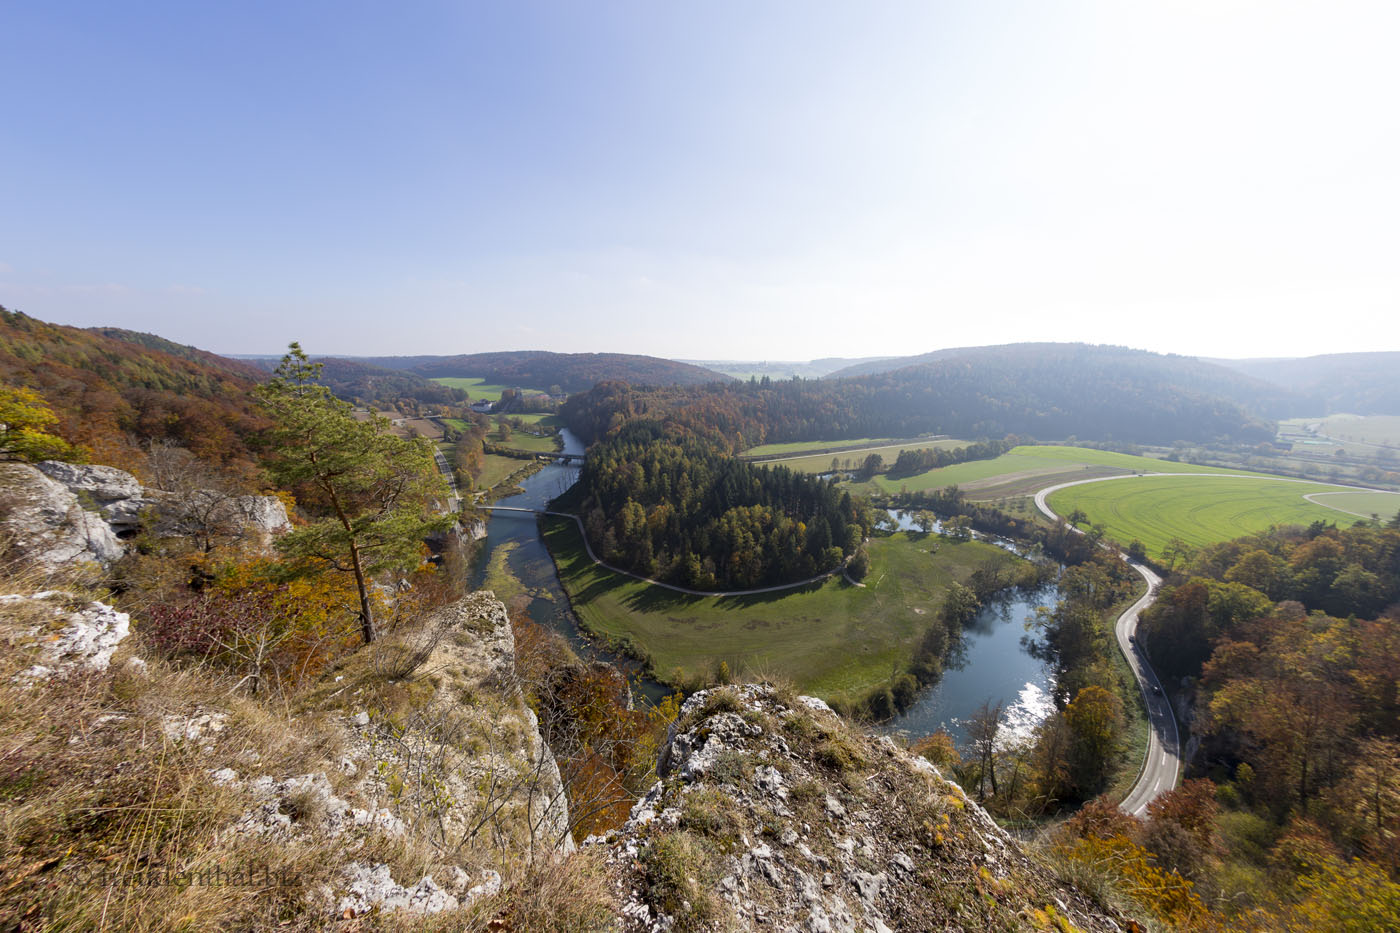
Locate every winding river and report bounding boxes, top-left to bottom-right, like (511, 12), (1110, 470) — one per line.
(467, 429), (669, 703)
(475, 451), (1065, 729)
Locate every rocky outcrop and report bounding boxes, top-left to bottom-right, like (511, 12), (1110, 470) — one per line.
(340, 591), (573, 860)
(1, 591), (131, 680)
(34, 461), (142, 505)
(0, 460), (291, 569)
(595, 685), (1132, 933)
(0, 463), (125, 570)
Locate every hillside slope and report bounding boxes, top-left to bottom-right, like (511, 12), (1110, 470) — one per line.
(244, 355), (469, 409)
(829, 343), (1309, 420)
(1210, 351), (1400, 414)
(360, 350), (731, 392)
(1, 308), (267, 472)
(564, 343), (1280, 447)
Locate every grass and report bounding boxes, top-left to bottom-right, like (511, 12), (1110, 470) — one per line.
(541, 518), (1024, 705)
(494, 428), (559, 454)
(1304, 490), (1400, 520)
(1046, 474), (1361, 560)
(757, 439), (971, 474)
(475, 453), (531, 490)
(511, 413), (564, 428)
(846, 444), (1274, 498)
(1316, 414), (1400, 449)
(743, 436), (930, 457)
(429, 377), (513, 402)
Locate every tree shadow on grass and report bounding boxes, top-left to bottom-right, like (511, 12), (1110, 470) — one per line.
(617, 578), (833, 614)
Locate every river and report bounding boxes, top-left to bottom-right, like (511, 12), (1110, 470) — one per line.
(470, 454), (1059, 724)
(467, 428), (669, 703)
(881, 509), (1059, 747)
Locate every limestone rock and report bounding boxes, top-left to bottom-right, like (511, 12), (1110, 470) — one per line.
(35, 461), (142, 504)
(2, 592), (130, 677)
(0, 463), (125, 569)
(597, 685), (1133, 932)
(334, 863), (459, 918)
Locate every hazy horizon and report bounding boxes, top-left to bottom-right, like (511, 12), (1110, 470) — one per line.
(3, 1), (1398, 360)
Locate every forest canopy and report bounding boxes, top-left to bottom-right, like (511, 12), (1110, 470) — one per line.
(569, 420), (870, 590)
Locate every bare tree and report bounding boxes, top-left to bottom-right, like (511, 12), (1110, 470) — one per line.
(965, 699), (1004, 801)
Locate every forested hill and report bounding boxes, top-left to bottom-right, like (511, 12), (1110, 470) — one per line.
(355, 350), (730, 392)
(88, 327), (268, 380)
(1210, 351), (1400, 414)
(563, 344), (1279, 449)
(1, 308), (267, 473)
(246, 356), (468, 410)
(569, 420), (869, 590)
(827, 343), (1311, 420)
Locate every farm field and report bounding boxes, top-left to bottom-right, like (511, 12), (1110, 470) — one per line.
(847, 445), (1257, 498)
(1317, 414), (1400, 449)
(1046, 474), (1365, 560)
(429, 377), (515, 402)
(494, 428), (559, 454)
(543, 519), (1023, 705)
(762, 439), (970, 474)
(744, 437), (921, 457)
(473, 453), (532, 490)
(1305, 490), (1400, 520)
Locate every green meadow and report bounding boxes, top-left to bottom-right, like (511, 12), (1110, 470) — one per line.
(542, 518), (1023, 705)
(744, 437), (913, 457)
(1317, 414), (1400, 448)
(1046, 474), (1365, 559)
(1305, 490), (1400, 520)
(429, 377), (512, 402)
(755, 439), (971, 474)
(848, 444), (1244, 498)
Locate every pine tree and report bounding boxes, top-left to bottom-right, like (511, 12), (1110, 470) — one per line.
(255, 343), (450, 644)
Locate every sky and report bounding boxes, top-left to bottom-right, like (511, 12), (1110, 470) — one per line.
(2, 1), (1397, 361)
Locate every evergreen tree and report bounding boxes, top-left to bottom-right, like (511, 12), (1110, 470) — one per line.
(255, 343), (450, 644)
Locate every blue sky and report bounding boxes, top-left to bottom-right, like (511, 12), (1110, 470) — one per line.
(2, 1), (1397, 360)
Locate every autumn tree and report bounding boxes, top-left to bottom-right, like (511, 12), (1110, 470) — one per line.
(255, 343), (450, 644)
(0, 385), (81, 462)
(1064, 685), (1123, 794)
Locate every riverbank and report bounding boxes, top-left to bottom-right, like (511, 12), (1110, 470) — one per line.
(542, 518), (1038, 709)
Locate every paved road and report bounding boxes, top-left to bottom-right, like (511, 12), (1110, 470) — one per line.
(1033, 468), (1396, 812)
(431, 448), (462, 513)
(1033, 476), (1180, 816)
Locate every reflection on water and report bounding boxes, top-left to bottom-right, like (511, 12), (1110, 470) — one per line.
(884, 586), (1058, 748)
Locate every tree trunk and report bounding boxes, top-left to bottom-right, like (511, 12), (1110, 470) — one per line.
(349, 538), (376, 643)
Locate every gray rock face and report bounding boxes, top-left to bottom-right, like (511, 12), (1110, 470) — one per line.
(231, 494), (291, 535)
(35, 461), (143, 504)
(8, 460), (291, 558)
(1, 592), (131, 679)
(597, 685), (1132, 933)
(0, 463), (125, 569)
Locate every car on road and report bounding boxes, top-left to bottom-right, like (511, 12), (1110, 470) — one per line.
(1152, 685), (1162, 696)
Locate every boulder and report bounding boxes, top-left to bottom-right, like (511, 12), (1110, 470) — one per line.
(0, 463), (125, 569)
(231, 494), (291, 536)
(0, 592), (131, 677)
(35, 461), (142, 504)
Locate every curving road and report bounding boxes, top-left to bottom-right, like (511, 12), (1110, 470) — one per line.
(1033, 476), (1180, 817)
(1032, 468), (1392, 813)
